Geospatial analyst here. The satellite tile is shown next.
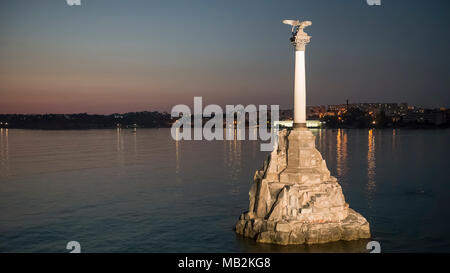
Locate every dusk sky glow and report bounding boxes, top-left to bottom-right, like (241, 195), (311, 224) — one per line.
(0, 0), (449, 114)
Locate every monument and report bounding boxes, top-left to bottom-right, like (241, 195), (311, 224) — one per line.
(235, 20), (371, 245)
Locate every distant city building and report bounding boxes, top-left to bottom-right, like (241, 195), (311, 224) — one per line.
(326, 102), (410, 117)
(275, 120), (323, 128)
(306, 105), (326, 119)
(327, 104), (348, 113)
(403, 109), (446, 125)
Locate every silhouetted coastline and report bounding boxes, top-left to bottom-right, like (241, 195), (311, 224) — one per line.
(1, 108), (449, 130)
(0, 112), (174, 130)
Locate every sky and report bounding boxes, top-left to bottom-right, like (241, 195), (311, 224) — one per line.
(0, 0), (449, 114)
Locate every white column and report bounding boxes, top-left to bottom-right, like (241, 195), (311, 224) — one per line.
(285, 20), (311, 128)
(294, 50), (306, 125)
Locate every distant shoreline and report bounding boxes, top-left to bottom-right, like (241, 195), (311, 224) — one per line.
(1, 109), (449, 130)
(2, 125), (449, 130)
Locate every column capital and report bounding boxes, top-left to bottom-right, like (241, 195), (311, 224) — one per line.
(286, 20), (312, 51)
(292, 31), (311, 51)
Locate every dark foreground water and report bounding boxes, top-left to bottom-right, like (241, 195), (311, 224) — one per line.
(0, 128), (449, 253)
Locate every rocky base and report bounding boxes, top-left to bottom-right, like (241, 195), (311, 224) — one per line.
(236, 208), (370, 245)
(235, 128), (371, 245)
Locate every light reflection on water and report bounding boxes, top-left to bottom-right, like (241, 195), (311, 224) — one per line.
(0, 128), (449, 252)
(0, 128), (9, 177)
(336, 129), (348, 187)
(367, 129), (376, 209)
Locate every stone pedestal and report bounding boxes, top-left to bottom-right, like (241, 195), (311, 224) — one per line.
(235, 128), (370, 245)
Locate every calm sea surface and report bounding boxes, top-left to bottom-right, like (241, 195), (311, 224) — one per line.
(0, 128), (449, 253)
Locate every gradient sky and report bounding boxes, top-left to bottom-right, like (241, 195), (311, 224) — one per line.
(0, 0), (449, 114)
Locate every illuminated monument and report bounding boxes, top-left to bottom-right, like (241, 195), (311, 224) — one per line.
(235, 20), (371, 245)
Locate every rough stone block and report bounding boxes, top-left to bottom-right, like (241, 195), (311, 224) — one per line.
(235, 128), (371, 245)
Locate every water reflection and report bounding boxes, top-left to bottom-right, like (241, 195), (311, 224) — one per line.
(336, 129), (348, 183)
(367, 129), (376, 208)
(224, 127), (242, 196)
(116, 128), (125, 167)
(0, 128), (9, 177)
(133, 130), (137, 156)
(0, 128), (3, 164)
(327, 130), (333, 164)
(313, 128), (327, 158)
(392, 129), (396, 150)
(174, 131), (183, 189)
(236, 235), (370, 253)
(1, 128), (449, 252)
(175, 130), (180, 175)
